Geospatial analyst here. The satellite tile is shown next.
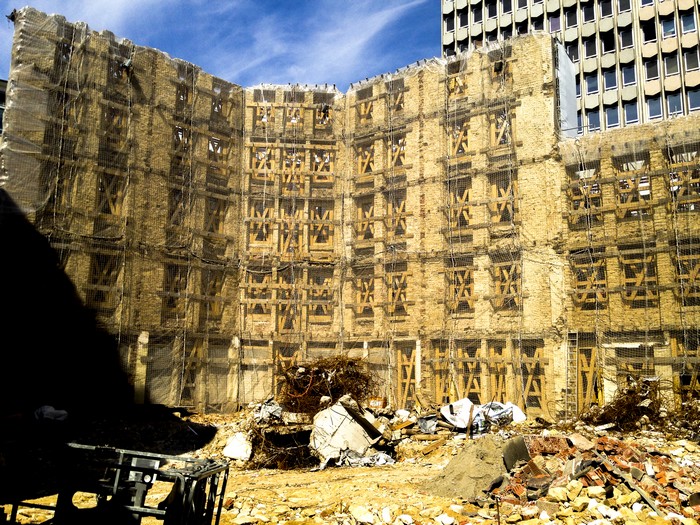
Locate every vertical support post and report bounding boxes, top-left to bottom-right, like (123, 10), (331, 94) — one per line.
(134, 331), (149, 404)
(170, 336), (183, 406)
(227, 336), (241, 410)
(415, 339), (422, 392)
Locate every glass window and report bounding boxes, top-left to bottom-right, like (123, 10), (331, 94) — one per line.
(502, 0), (513, 14)
(665, 53), (679, 76)
(459, 11), (469, 27)
(549, 15), (561, 32)
(576, 79), (581, 97)
(532, 16), (543, 30)
(689, 89), (700, 112)
(619, 29), (633, 48)
(533, 0), (543, 4)
(502, 27), (512, 39)
(577, 112), (583, 135)
(445, 16), (455, 32)
(681, 12), (697, 33)
(644, 59), (659, 80)
(473, 5), (483, 23)
(624, 101), (639, 124)
(667, 92), (683, 116)
(647, 96), (662, 119)
(600, 0), (613, 17)
(601, 31), (616, 53)
(661, 18), (676, 38)
(618, 0), (631, 12)
(685, 48), (700, 71)
(606, 106), (620, 128)
(603, 69), (617, 90)
(584, 38), (597, 58)
(567, 42), (580, 62)
(583, 4), (595, 22)
(622, 65), (636, 86)
(641, 21), (656, 43)
(487, 0), (498, 18)
(586, 75), (599, 94)
(566, 10), (578, 28)
(640, 0), (653, 6)
(518, 0), (528, 7)
(587, 110), (601, 131)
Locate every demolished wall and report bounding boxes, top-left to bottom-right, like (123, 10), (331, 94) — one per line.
(1, 7), (699, 418)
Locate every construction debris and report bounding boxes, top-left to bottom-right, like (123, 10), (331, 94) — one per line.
(277, 356), (378, 414)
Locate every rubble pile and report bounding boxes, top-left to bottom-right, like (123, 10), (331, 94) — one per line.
(277, 356), (378, 414)
(579, 377), (664, 431)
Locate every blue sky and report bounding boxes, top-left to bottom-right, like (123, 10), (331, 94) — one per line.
(0, 1), (440, 91)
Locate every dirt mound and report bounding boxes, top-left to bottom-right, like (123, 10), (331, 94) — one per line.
(424, 433), (507, 502)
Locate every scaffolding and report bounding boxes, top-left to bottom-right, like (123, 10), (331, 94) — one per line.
(2, 7), (700, 417)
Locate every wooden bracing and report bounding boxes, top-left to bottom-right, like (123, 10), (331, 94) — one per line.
(614, 346), (655, 385)
(354, 274), (374, 316)
(277, 268), (302, 332)
(279, 201), (303, 256)
(396, 344), (416, 410)
(355, 199), (375, 241)
(389, 90), (404, 112)
(446, 257), (475, 312)
(199, 269), (225, 324)
(310, 201), (334, 248)
(308, 269), (333, 322)
(315, 104), (332, 129)
(491, 111), (512, 147)
(669, 168), (700, 212)
(162, 263), (188, 320)
(282, 148), (304, 194)
(284, 106), (303, 132)
(488, 342), (508, 404)
(248, 200), (273, 245)
(208, 136), (228, 164)
(490, 257), (521, 309)
(175, 84), (191, 114)
(251, 146), (274, 182)
(172, 126), (191, 153)
(390, 135), (406, 167)
(246, 270), (272, 315)
(101, 106), (127, 147)
(488, 174), (517, 223)
(254, 105), (273, 131)
(430, 344), (451, 404)
(385, 192), (407, 239)
(447, 178), (472, 231)
(578, 345), (600, 410)
(311, 150), (335, 184)
(518, 343), (545, 410)
(274, 343), (302, 394)
(619, 246), (658, 303)
(204, 196), (227, 234)
(96, 173), (126, 215)
(671, 239), (700, 301)
(450, 120), (469, 157)
(385, 264), (408, 315)
(571, 251), (608, 308)
(85, 252), (122, 311)
(616, 175), (651, 218)
(357, 100), (373, 124)
(357, 143), (375, 174)
(673, 335), (700, 398)
(447, 74), (467, 97)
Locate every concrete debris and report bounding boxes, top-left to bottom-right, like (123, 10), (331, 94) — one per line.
(309, 402), (380, 468)
(223, 432), (253, 461)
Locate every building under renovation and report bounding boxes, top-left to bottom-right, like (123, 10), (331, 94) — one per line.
(2, 7), (700, 419)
